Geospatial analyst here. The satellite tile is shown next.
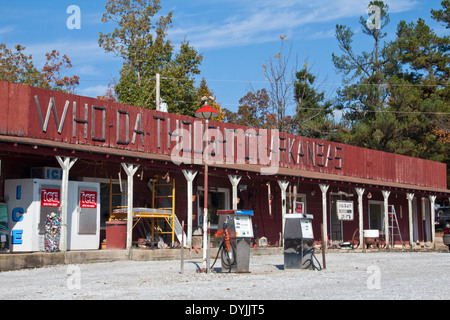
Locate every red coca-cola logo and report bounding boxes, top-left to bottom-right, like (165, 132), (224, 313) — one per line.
(41, 189), (60, 207)
(80, 190), (97, 208)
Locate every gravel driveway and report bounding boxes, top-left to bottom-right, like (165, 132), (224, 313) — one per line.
(0, 251), (448, 300)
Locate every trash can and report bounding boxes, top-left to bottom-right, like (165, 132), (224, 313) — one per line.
(105, 221), (127, 249)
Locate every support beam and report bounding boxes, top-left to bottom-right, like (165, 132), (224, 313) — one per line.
(292, 184), (297, 213)
(319, 184), (329, 253)
(278, 180), (289, 244)
(56, 156), (77, 252)
(355, 188), (365, 252)
(228, 175), (242, 210)
(382, 190), (391, 250)
(429, 195), (437, 250)
(182, 170), (198, 246)
(121, 163), (139, 250)
(406, 193), (415, 250)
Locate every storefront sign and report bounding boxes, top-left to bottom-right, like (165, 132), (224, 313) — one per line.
(31, 93), (344, 175)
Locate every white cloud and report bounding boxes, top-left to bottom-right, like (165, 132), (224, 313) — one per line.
(22, 39), (115, 67)
(79, 85), (108, 98)
(170, 0), (419, 50)
(76, 65), (101, 76)
(0, 25), (14, 35)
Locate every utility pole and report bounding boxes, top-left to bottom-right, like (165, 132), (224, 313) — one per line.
(156, 73), (160, 111)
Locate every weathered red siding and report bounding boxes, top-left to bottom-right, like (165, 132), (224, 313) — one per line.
(0, 81), (447, 190)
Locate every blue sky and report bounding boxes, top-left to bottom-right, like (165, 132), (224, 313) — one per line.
(0, 0), (446, 114)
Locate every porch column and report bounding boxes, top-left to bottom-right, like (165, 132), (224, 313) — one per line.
(182, 170), (198, 246)
(56, 156), (77, 252)
(429, 195), (437, 250)
(278, 180), (289, 244)
(319, 184), (329, 252)
(228, 175), (242, 210)
(406, 193), (415, 250)
(382, 190), (391, 250)
(355, 188), (365, 252)
(121, 163), (139, 250)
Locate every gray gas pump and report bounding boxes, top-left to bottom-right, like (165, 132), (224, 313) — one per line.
(284, 213), (320, 270)
(216, 210), (254, 273)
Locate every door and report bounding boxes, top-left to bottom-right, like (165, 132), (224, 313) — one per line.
(197, 187), (230, 230)
(412, 198), (419, 242)
(368, 200), (384, 230)
(78, 186), (98, 235)
(422, 198), (431, 242)
(330, 194), (342, 243)
(39, 184), (62, 252)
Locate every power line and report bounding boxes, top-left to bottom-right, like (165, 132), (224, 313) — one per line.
(78, 76), (449, 88)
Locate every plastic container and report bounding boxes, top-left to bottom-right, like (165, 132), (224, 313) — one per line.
(105, 221), (127, 249)
(363, 229), (380, 238)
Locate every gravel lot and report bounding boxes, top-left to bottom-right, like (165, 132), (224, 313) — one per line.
(0, 251), (449, 300)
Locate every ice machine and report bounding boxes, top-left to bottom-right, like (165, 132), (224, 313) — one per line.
(4, 179), (100, 252)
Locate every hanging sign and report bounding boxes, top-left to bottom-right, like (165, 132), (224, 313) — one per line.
(337, 200), (354, 221)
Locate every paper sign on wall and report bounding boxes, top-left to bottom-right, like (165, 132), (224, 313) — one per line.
(337, 200), (354, 221)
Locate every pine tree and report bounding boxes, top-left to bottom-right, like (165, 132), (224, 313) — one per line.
(294, 63), (337, 139)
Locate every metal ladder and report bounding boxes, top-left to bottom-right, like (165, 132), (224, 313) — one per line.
(387, 205), (403, 246)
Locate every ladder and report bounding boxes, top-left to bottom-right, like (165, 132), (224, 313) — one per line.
(152, 176), (186, 247)
(387, 205), (403, 246)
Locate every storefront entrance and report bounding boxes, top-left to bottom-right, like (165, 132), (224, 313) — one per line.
(368, 200), (384, 231)
(197, 187), (230, 230)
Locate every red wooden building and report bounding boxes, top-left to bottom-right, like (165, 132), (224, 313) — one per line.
(0, 81), (448, 252)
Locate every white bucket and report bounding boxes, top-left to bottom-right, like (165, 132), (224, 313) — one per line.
(363, 229), (379, 238)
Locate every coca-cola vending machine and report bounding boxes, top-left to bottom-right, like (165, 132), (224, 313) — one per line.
(4, 179), (100, 252)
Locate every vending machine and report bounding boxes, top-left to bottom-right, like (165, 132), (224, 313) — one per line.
(4, 179), (100, 252)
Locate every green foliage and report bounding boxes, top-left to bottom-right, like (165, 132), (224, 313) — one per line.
(0, 43), (79, 93)
(332, 0), (449, 181)
(332, 1), (390, 126)
(294, 64), (338, 139)
(98, 0), (203, 116)
(197, 78), (224, 122)
(0, 44), (44, 87)
(223, 88), (277, 129)
(431, 0), (450, 28)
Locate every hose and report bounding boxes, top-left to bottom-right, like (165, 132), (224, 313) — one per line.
(220, 241), (236, 272)
(301, 248), (322, 271)
(210, 240), (236, 272)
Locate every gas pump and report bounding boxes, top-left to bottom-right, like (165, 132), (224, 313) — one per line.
(284, 212), (321, 270)
(215, 210), (254, 273)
